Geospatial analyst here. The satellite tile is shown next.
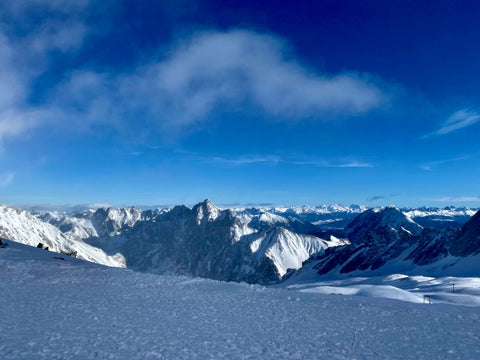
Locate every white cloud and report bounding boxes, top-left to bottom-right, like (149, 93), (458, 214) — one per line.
(134, 30), (386, 125)
(56, 30), (387, 134)
(0, 172), (15, 186)
(429, 109), (480, 137)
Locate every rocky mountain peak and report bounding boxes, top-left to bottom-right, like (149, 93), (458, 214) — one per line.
(193, 199), (223, 224)
(344, 206), (422, 243)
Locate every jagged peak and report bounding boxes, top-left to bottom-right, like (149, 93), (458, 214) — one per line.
(193, 199), (222, 223)
(201, 199), (218, 209)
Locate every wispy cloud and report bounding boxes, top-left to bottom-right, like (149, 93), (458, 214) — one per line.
(208, 155), (372, 168)
(426, 108), (480, 138)
(419, 155), (470, 171)
(211, 155), (282, 166)
(432, 196), (480, 202)
(0, 1), (90, 146)
(289, 160), (373, 168)
(0, 171), (15, 186)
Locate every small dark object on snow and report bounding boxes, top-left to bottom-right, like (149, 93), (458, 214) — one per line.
(53, 256), (65, 261)
(62, 251), (77, 258)
(0, 239), (6, 248)
(44, 247), (49, 251)
(37, 242), (44, 248)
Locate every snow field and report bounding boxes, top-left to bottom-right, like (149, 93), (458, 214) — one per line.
(285, 274), (480, 306)
(1, 241), (480, 360)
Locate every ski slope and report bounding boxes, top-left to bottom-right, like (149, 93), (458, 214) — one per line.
(1, 240), (479, 360)
(284, 274), (480, 307)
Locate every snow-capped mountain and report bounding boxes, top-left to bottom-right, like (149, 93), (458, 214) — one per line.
(404, 206), (477, 230)
(234, 208), (320, 235)
(0, 205), (125, 267)
(5, 200), (479, 284)
(81, 200), (341, 283)
(288, 207), (480, 280)
(39, 206), (148, 239)
(233, 204), (476, 233)
(32, 200), (346, 283)
(235, 204), (368, 230)
(343, 206), (423, 243)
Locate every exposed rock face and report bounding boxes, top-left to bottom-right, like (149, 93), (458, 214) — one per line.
(116, 201), (273, 283)
(311, 224), (416, 275)
(450, 211), (480, 257)
(297, 209), (480, 277)
(405, 227), (459, 265)
(343, 206), (423, 244)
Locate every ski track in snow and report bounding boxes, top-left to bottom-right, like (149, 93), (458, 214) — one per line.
(1, 241), (480, 360)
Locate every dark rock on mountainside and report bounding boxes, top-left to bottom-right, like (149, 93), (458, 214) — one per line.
(302, 208), (480, 277)
(312, 224), (416, 275)
(343, 206), (423, 244)
(117, 200), (280, 283)
(450, 211), (480, 257)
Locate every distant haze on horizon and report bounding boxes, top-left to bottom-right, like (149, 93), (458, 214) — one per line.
(8, 200), (480, 213)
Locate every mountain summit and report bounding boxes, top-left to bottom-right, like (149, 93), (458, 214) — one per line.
(344, 206), (423, 243)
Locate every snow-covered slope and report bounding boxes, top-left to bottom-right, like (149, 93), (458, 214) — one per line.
(244, 227), (347, 276)
(1, 240), (479, 360)
(283, 274), (480, 307)
(0, 205), (125, 267)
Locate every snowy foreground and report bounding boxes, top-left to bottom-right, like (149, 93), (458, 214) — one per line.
(1, 241), (480, 360)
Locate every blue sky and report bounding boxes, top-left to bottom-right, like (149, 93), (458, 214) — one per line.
(0, 0), (479, 207)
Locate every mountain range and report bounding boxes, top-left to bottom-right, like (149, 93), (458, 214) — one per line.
(0, 200), (478, 283)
